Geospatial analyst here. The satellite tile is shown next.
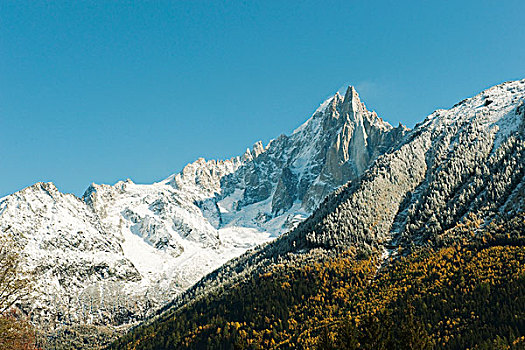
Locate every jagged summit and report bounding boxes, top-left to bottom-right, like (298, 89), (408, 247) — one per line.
(147, 80), (525, 333)
(342, 85), (358, 105)
(0, 83), (405, 330)
(26, 181), (59, 193)
(3, 79), (524, 347)
(307, 92), (342, 118)
(287, 78), (525, 251)
(241, 141), (267, 162)
(219, 85), (404, 218)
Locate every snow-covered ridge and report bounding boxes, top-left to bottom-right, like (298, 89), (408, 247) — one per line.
(4, 80), (523, 334)
(293, 92), (343, 134)
(164, 79), (525, 318)
(0, 85), (403, 329)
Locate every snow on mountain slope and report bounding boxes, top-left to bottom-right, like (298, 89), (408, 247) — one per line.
(0, 86), (404, 330)
(211, 87), (405, 231)
(302, 79), (525, 250)
(290, 79), (525, 252)
(82, 177), (274, 301)
(157, 79), (525, 321)
(0, 182), (141, 325)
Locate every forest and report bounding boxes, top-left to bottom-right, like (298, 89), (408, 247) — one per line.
(109, 213), (525, 349)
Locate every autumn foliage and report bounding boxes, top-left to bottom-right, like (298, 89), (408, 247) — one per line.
(0, 233), (38, 350)
(110, 214), (525, 349)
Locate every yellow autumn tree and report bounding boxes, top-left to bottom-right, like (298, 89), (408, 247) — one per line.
(0, 232), (36, 350)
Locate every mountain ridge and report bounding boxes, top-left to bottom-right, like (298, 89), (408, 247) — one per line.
(140, 78), (525, 322)
(0, 85), (403, 337)
(2, 79), (523, 348)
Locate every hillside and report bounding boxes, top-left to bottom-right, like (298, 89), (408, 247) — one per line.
(110, 79), (525, 349)
(109, 213), (525, 349)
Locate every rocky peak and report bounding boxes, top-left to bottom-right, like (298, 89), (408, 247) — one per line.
(252, 141), (265, 158)
(5, 182), (80, 209)
(166, 156), (244, 196)
(0, 82), (412, 334)
(241, 141), (267, 162)
(341, 85), (364, 118)
(305, 86), (400, 193)
(28, 181), (60, 197)
(210, 85), (406, 226)
(328, 92), (343, 113)
(343, 85), (358, 103)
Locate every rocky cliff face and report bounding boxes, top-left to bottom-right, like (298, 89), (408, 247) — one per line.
(213, 86), (405, 230)
(0, 86), (402, 329)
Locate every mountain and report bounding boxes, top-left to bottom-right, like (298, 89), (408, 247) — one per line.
(111, 214), (525, 350)
(110, 79), (525, 349)
(0, 86), (403, 341)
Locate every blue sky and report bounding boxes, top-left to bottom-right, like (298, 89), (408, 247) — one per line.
(1, 0), (524, 197)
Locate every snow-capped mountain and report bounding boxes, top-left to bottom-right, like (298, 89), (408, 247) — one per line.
(164, 79), (525, 315)
(294, 79), (525, 251)
(112, 79), (525, 350)
(0, 86), (403, 329)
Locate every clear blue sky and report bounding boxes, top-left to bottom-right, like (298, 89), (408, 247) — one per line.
(1, 1), (524, 197)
